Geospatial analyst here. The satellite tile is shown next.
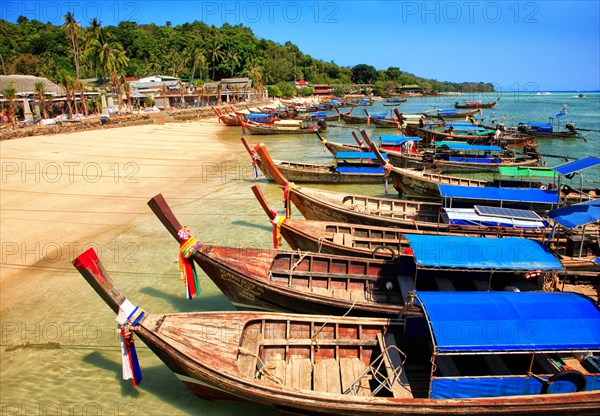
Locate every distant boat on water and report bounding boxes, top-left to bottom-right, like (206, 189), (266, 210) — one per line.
(537, 92), (552, 95)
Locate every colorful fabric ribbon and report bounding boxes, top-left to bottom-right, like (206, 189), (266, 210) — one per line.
(270, 211), (286, 248)
(117, 303), (145, 387)
(178, 226), (203, 299)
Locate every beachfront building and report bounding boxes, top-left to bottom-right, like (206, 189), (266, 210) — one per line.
(312, 84), (334, 95)
(0, 74), (68, 122)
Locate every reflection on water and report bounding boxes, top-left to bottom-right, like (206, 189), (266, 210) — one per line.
(1, 93), (598, 415)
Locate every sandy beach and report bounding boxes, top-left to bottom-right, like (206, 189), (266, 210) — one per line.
(1, 117), (278, 415)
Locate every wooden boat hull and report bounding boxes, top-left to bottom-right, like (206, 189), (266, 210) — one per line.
(426, 109), (481, 119)
(432, 157), (540, 174)
(455, 101), (498, 109)
(255, 159), (385, 184)
(389, 167), (488, 198)
(242, 123), (325, 135)
(74, 254), (600, 416)
(406, 124), (533, 147)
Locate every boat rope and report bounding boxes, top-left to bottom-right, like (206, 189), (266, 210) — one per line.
(178, 226), (203, 299)
(289, 250), (308, 274)
(527, 371), (548, 384)
(317, 236), (324, 253)
(311, 301), (357, 350)
(383, 160), (393, 195)
(283, 182), (296, 218)
(269, 210), (285, 249)
(238, 347), (282, 385)
(320, 137), (327, 153)
(250, 147), (260, 179)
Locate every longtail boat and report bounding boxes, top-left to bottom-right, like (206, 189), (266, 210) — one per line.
(149, 194), (565, 316)
(241, 119), (326, 135)
(454, 98), (499, 109)
(315, 131), (368, 156)
(214, 107), (242, 126)
(360, 130), (540, 173)
(335, 107), (369, 124)
(241, 137), (386, 184)
(251, 185), (600, 277)
(364, 110), (401, 128)
(254, 143), (551, 237)
(367, 141), (547, 200)
(425, 108), (482, 120)
(405, 123), (536, 147)
(73, 251), (600, 415)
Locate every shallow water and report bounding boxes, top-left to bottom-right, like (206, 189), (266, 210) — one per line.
(0, 92), (598, 415)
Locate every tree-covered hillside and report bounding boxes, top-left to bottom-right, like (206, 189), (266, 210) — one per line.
(0, 17), (494, 93)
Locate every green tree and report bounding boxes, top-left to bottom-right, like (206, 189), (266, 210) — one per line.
(267, 85), (281, 97)
(85, 28), (129, 89)
(207, 37), (225, 80)
(2, 81), (17, 127)
(225, 49), (240, 77)
(351, 64), (377, 84)
(63, 12), (81, 79)
(34, 81), (49, 119)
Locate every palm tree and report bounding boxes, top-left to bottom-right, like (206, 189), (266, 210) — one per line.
(83, 17), (101, 77)
(86, 28), (129, 90)
(2, 81), (17, 127)
(188, 46), (206, 81)
(74, 79), (88, 116)
(226, 49), (240, 78)
(207, 37), (225, 80)
(34, 81), (48, 119)
(63, 12), (81, 79)
(123, 81), (132, 113)
(57, 72), (74, 119)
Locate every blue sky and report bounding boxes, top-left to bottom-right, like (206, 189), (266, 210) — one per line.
(2, 1), (599, 91)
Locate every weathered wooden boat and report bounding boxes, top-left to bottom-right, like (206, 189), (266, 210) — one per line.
(316, 131), (368, 156)
(335, 107), (369, 124)
(74, 252), (600, 415)
(512, 122), (584, 139)
(360, 130), (539, 173)
(254, 144), (552, 237)
(425, 108), (482, 120)
(385, 97), (407, 103)
(214, 107), (243, 126)
(241, 119), (326, 135)
(364, 110), (401, 128)
(149, 194), (566, 316)
(405, 123), (536, 147)
(345, 97), (374, 106)
(454, 98), (499, 109)
(251, 185), (599, 278)
(304, 111), (339, 122)
(241, 138), (386, 184)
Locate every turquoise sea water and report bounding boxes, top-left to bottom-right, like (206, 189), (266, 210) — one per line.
(0, 92), (598, 416)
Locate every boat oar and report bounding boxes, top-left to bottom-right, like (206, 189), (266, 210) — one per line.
(574, 127), (600, 133)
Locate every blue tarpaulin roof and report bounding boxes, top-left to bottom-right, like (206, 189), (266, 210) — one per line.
(380, 136), (422, 145)
(404, 234), (563, 271)
(336, 152), (386, 160)
(547, 200), (600, 229)
(552, 156), (600, 176)
(438, 185), (560, 204)
(436, 142), (502, 151)
(416, 291), (600, 352)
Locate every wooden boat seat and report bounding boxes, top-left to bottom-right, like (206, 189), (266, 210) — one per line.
(332, 232), (354, 247)
(375, 333), (413, 398)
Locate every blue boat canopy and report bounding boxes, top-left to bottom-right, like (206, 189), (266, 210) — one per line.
(438, 184), (560, 204)
(404, 234), (563, 271)
(547, 200), (600, 229)
(436, 142), (502, 152)
(380, 136), (422, 145)
(416, 291), (600, 352)
(552, 156), (600, 176)
(336, 152), (386, 160)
